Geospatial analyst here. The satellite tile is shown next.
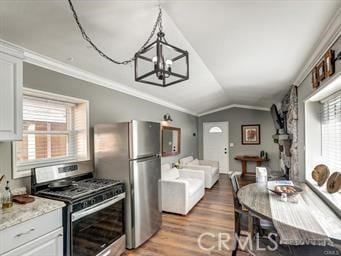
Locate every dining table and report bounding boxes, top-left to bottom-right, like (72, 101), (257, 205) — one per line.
(237, 182), (341, 248)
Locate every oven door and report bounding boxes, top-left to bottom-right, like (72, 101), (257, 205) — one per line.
(71, 193), (125, 256)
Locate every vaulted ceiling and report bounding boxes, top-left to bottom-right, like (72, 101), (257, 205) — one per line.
(0, 0), (340, 115)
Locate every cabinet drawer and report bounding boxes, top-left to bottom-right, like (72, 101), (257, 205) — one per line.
(0, 209), (62, 254)
(2, 227), (63, 256)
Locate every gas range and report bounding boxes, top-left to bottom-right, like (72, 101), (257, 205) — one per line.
(37, 178), (122, 201)
(31, 163), (126, 256)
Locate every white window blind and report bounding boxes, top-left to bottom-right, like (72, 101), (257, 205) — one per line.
(321, 92), (341, 172)
(15, 92), (89, 173)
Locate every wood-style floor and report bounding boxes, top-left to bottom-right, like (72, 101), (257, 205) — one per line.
(123, 174), (253, 256)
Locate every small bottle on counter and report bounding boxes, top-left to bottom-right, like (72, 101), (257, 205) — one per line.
(281, 192), (288, 202)
(2, 181), (13, 209)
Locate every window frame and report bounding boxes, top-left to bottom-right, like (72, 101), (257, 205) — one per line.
(304, 74), (341, 218)
(208, 126), (223, 133)
(12, 88), (90, 179)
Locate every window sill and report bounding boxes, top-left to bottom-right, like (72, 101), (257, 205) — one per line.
(13, 157), (90, 179)
(306, 177), (341, 218)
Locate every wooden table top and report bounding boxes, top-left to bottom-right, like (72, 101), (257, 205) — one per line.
(234, 155), (268, 162)
(237, 183), (341, 243)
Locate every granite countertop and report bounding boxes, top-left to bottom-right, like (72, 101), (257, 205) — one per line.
(0, 196), (65, 231)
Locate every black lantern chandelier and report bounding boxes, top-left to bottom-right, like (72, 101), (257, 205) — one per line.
(68, 1), (189, 87)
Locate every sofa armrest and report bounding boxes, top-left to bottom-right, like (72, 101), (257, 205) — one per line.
(179, 169), (205, 180)
(160, 179), (188, 213)
(199, 160), (219, 168)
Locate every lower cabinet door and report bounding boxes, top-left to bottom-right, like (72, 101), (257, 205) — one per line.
(3, 228), (63, 256)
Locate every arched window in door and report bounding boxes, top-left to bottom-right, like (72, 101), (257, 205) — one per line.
(209, 126), (223, 133)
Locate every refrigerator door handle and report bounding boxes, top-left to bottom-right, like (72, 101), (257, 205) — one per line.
(158, 180), (162, 213)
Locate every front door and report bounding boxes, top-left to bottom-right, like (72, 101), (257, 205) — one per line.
(203, 122), (229, 174)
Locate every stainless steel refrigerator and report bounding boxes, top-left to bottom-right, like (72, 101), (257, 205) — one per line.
(94, 120), (161, 249)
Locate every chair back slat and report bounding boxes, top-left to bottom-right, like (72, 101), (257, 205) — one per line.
(230, 173), (240, 194)
(229, 173), (242, 209)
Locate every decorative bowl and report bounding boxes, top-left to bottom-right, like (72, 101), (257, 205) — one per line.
(268, 185), (303, 197)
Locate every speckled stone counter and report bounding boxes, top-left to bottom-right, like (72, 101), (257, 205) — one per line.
(0, 196), (65, 231)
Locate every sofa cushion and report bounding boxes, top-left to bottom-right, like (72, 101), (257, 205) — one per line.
(161, 163), (172, 172)
(178, 178), (203, 197)
(190, 159), (199, 165)
(162, 166), (180, 181)
(180, 156), (194, 165)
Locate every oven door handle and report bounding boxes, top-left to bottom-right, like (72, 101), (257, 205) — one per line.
(72, 193), (125, 222)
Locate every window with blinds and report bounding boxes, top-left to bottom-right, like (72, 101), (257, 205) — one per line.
(14, 90), (89, 175)
(321, 92), (341, 172)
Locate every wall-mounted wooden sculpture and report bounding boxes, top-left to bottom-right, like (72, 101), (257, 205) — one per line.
(312, 164), (330, 186)
(326, 172), (341, 194)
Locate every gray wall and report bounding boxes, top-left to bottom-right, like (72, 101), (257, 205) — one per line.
(297, 76), (313, 181)
(198, 108), (280, 173)
(0, 63), (198, 189)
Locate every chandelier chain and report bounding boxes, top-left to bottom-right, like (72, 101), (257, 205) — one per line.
(67, 0), (163, 65)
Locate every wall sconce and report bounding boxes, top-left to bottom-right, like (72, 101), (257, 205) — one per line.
(161, 113), (173, 126)
(163, 113), (173, 122)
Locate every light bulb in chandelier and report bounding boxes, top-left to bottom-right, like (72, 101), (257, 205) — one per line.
(152, 57), (172, 80)
(165, 59), (173, 67)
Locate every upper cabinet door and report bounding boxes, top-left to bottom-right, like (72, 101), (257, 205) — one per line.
(0, 50), (23, 141)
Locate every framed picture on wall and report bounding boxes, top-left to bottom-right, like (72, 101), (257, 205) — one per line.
(324, 49), (335, 77)
(312, 67), (319, 89)
(316, 59), (325, 82)
(241, 124), (260, 145)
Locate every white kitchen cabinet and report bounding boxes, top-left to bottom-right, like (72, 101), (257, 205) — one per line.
(0, 208), (64, 256)
(2, 228), (63, 256)
(0, 43), (23, 141)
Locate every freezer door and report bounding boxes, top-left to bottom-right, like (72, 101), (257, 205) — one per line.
(131, 156), (161, 248)
(130, 120), (160, 159)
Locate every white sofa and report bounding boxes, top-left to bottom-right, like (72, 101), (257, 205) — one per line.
(178, 156), (219, 189)
(161, 163), (205, 215)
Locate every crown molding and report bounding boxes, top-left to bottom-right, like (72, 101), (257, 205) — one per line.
(0, 39), (272, 118)
(294, 7), (341, 86)
(0, 39), (197, 116)
(198, 104), (270, 117)
(24, 51), (198, 116)
(0, 40), (24, 59)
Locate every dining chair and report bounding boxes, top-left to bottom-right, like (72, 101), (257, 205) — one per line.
(230, 173), (275, 232)
(229, 173), (278, 256)
(230, 173), (252, 256)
